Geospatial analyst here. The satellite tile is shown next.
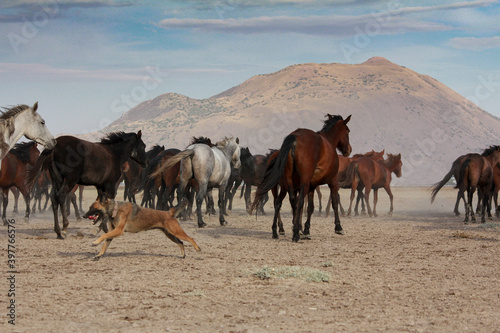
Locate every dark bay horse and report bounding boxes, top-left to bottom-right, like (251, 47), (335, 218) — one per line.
(0, 141), (39, 224)
(27, 131), (147, 239)
(123, 144), (164, 203)
(253, 114), (352, 242)
(345, 153), (402, 217)
(431, 146), (500, 223)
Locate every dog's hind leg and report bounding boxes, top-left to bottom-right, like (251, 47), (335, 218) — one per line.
(162, 230), (186, 258)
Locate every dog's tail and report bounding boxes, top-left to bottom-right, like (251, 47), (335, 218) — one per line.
(149, 149), (194, 179)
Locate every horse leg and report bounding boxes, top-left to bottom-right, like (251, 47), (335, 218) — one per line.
(218, 185), (228, 226)
(49, 188), (64, 239)
(384, 185), (394, 217)
(316, 187), (322, 216)
(291, 185), (307, 242)
(372, 188), (378, 217)
(338, 192), (345, 217)
(71, 193), (81, 221)
(259, 192), (268, 215)
(329, 182), (344, 235)
(364, 184), (373, 217)
(346, 182), (356, 217)
(325, 193), (332, 218)
(245, 184), (253, 214)
(354, 188), (363, 216)
(453, 190), (463, 216)
(12, 188), (19, 214)
(2, 189), (8, 225)
(206, 188), (216, 215)
(22, 190), (31, 221)
(360, 190), (366, 214)
(302, 190), (315, 239)
(196, 184), (208, 228)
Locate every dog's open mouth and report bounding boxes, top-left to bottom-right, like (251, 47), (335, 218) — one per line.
(84, 211), (103, 225)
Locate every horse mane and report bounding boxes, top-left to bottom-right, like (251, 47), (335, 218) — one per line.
(0, 104), (29, 121)
(10, 141), (37, 163)
(147, 144), (164, 157)
(101, 131), (135, 144)
(482, 145), (500, 157)
(319, 114), (344, 133)
(190, 136), (214, 147)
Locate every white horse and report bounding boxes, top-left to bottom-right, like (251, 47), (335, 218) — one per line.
(0, 102), (56, 167)
(151, 137), (241, 227)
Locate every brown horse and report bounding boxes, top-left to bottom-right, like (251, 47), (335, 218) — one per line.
(345, 153), (402, 217)
(0, 141), (39, 224)
(432, 146), (500, 223)
(253, 114), (352, 242)
(326, 149), (385, 217)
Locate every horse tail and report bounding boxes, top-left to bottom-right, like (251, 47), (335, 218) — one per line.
(340, 161), (358, 188)
(251, 135), (296, 213)
(430, 158), (463, 203)
(149, 149), (194, 179)
(26, 149), (53, 190)
(456, 158), (471, 190)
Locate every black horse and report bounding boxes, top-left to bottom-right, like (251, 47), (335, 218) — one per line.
(28, 131), (147, 239)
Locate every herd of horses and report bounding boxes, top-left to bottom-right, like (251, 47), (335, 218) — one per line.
(0, 102), (493, 244)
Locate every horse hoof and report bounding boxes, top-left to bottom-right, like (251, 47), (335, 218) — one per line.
(198, 222), (207, 228)
(279, 230), (285, 235)
(272, 234), (279, 239)
(302, 234), (311, 240)
(220, 221), (228, 226)
(335, 230), (345, 235)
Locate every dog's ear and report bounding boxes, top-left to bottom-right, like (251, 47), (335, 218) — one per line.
(170, 198), (188, 218)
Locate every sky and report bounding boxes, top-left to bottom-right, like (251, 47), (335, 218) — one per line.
(0, 0), (499, 137)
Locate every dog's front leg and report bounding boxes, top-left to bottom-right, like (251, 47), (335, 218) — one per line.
(93, 239), (113, 260)
(92, 216), (125, 246)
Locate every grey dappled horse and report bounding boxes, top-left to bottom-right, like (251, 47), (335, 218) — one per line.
(151, 137), (241, 227)
(0, 102), (56, 166)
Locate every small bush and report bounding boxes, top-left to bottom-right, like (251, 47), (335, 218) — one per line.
(252, 266), (330, 283)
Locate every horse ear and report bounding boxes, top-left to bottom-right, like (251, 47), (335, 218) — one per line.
(236, 137), (239, 144)
(137, 130), (142, 139)
(33, 102), (38, 112)
(344, 115), (352, 124)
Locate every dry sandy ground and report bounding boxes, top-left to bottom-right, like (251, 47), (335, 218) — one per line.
(0, 186), (499, 333)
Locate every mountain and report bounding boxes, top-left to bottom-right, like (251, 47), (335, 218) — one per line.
(81, 57), (500, 186)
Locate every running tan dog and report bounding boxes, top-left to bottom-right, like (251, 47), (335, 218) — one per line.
(83, 198), (201, 260)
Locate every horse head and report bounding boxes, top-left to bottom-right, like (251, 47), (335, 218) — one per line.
(323, 114), (352, 157)
(387, 153), (403, 178)
(217, 137), (241, 169)
(22, 102), (57, 150)
(130, 130), (148, 168)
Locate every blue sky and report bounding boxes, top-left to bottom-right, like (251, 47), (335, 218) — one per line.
(0, 0), (499, 136)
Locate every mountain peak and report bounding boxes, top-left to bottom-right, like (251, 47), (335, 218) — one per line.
(362, 56), (397, 66)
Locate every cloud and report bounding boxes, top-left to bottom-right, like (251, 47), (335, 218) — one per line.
(448, 36), (500, 50)
(158, 1), (496, 36)
(158, 15), (450, 37)
(0, 0), (132, 9)
(0, 63), (232, 81)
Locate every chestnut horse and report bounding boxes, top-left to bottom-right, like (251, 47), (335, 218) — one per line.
(345, 153), (402, 217)
(0, 141), (39, 224)
(253, 114), (352, 242)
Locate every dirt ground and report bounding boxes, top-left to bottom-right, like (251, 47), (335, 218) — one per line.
(1, 186), (499, 333)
